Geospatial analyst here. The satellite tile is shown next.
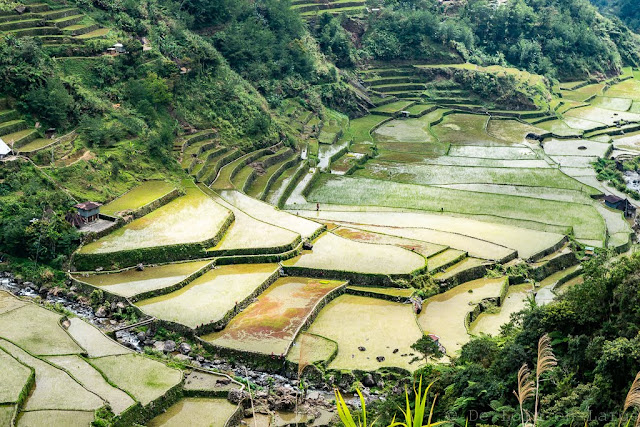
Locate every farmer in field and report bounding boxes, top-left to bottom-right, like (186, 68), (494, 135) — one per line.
(316, 203), (320, 212)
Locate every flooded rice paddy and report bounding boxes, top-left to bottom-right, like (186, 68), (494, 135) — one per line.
(306, 294), (424, 371)
(147, 398), (238, 427)
(136, 264), (278, 328)
(202, 277), (344, 355)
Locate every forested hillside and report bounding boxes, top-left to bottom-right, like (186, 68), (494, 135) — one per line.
(590, 0), (640, 32)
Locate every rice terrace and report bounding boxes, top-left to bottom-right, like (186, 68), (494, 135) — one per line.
(2, 0), (640, 425)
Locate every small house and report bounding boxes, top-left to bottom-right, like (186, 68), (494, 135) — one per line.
(400, 110), (410, 118)
(114, 43), (126, 54)
(74, 201), (102, 223)
(603, 195), (636, 217)
(0, 138), (11, 159)
(584, 246), (595, 256)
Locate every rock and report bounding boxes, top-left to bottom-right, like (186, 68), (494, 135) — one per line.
(174, 354), (190, 363)
(109, 320), (117, 325)
(196, 355), (205, 363)
(69, 286), (78, 292)
(216, 378), (231, 386)
(392, 348), (399, 354)
(376, 356), (385, 362)
(362, 374), (376, 388)
(136, 263), (144, 271)
(137, 332), (146, 341)
(116, 301), (126, 310)
(95, 306), (108, 318)
(153, 341), (165, 352)
(61, 319), (71, 329)
(144, 339), (155, 346)
(358, 346), (366, 352)
(229, 389), (248, 404)
(302, 240), (314, 250)
(376, 380), (385, 388)
(178, 342), (192, 355)
(163, 340), (176, 353)
(95, 267), (104, 272)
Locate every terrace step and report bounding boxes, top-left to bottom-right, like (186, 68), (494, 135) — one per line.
(433, 257), (491, 284)
(0, 12), (42, 23)
(49, 14), (84, 28)
(35, 34), (83, 44)
(39, 7), (80, 20)
(0, 18), (43, 31)
(0, 109), (19, 124)
(7, 26), (62, 36)
(427, 249), (467, 273)
(74, 28), (110, 39)
(0, 119), (27, 137)
(1, 129), (38, 148)
(62, 23), (98, 36)
(26, 3), (51, 13)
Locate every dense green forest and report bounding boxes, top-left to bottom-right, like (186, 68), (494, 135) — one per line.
(590, 0), (640, 32)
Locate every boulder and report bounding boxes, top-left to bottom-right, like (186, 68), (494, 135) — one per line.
(178, 342), (192, 355)
(153, 341), (165, 352)
(163, 340), (176, 353)
(376, 356), (385, 362)
(174, 354), (191, 363)
(362, 374), (376, 388)
(95, 306), (108, 318)
(358, 346), (366, 352)
(229, 389), (249, 405)
(136, 263), (144, 271)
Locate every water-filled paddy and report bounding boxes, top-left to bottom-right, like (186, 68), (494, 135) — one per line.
(287, 332), (337, 366)
(470, 283), (534, 336)
(304, 209), (565, 260)
(334, 226), (445, 257)
(432, 114), (508, 145)
(90, 354), (182, 405)
(207, 193), (298, 253)
(65, 317), (132, 358)
(80, 185), (231, 254)
(0, 348), (32, 403)
(136, 264), (278, 328)
(72, 260), (212, 298)
(306, 294), (424, 371)
(282, 232), (425, 274)
(16, 410), (96, 427)
(486, 119), (544, 144)
(373, 116), (438, 143)
(0, 305), (84, 356)
(307, 175), (605, 243)
(418, 277), (507, 354)
(447, 145), (537, 159)
(219, 190), (323, 239)
(1, 340), (104, 411)
(356, 160), (593, 192)
(543, 139), (611, 157)
(101, 180), (176, 216)
(202, 277), (344, 355)
(46, 355), (135, 414)
(147, 398), (238, 427)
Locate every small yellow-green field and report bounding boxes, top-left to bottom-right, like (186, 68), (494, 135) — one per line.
(306, 294), (424, 371)
(72, 260), (212, 298)
(418, 277), (507, 354)
(282, 232), (425, 275)
(470, 283), (534, 336)
(147, 398), (238, 427)
(79, 185), (231, 254)
(286, 332), (337, 366)
(101, 180), (176, 216)
(136, 264), (279, 328)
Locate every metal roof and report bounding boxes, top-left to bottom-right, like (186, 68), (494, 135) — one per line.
(0, 138), (10, 156)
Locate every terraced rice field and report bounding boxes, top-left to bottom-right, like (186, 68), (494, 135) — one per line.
(89, 354), (182, 405)
(220, 190), (323, 238)
(306, 176), (603, 244)
(73, 260), (211, 298)
(147, 398), (238, 427)
(306, 294), (424, 371)
(287, 333), (337, 366)
(282, 232), (425, 275)
(79, 185), (231, 254)
(432, 114), (508, 145)
(207, 193), (299, 253)
(469, 283), (534, 336)
(202, 277), (344, 355)
(307, 210), (566, 259)
(418, 277), (508, 354)
(101, 180), (176, 216)
(136, 264), (279, 328)
(486, 119), (544, 143)
(333, 226), (446, 258)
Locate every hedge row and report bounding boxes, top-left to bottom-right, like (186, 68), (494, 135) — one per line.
(281, 265), (417, 287)
(129, 260), (216, 303)
(205, 235), (301, 258)
(345, 286), (412, 303)
(215, 241), (302, 266)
